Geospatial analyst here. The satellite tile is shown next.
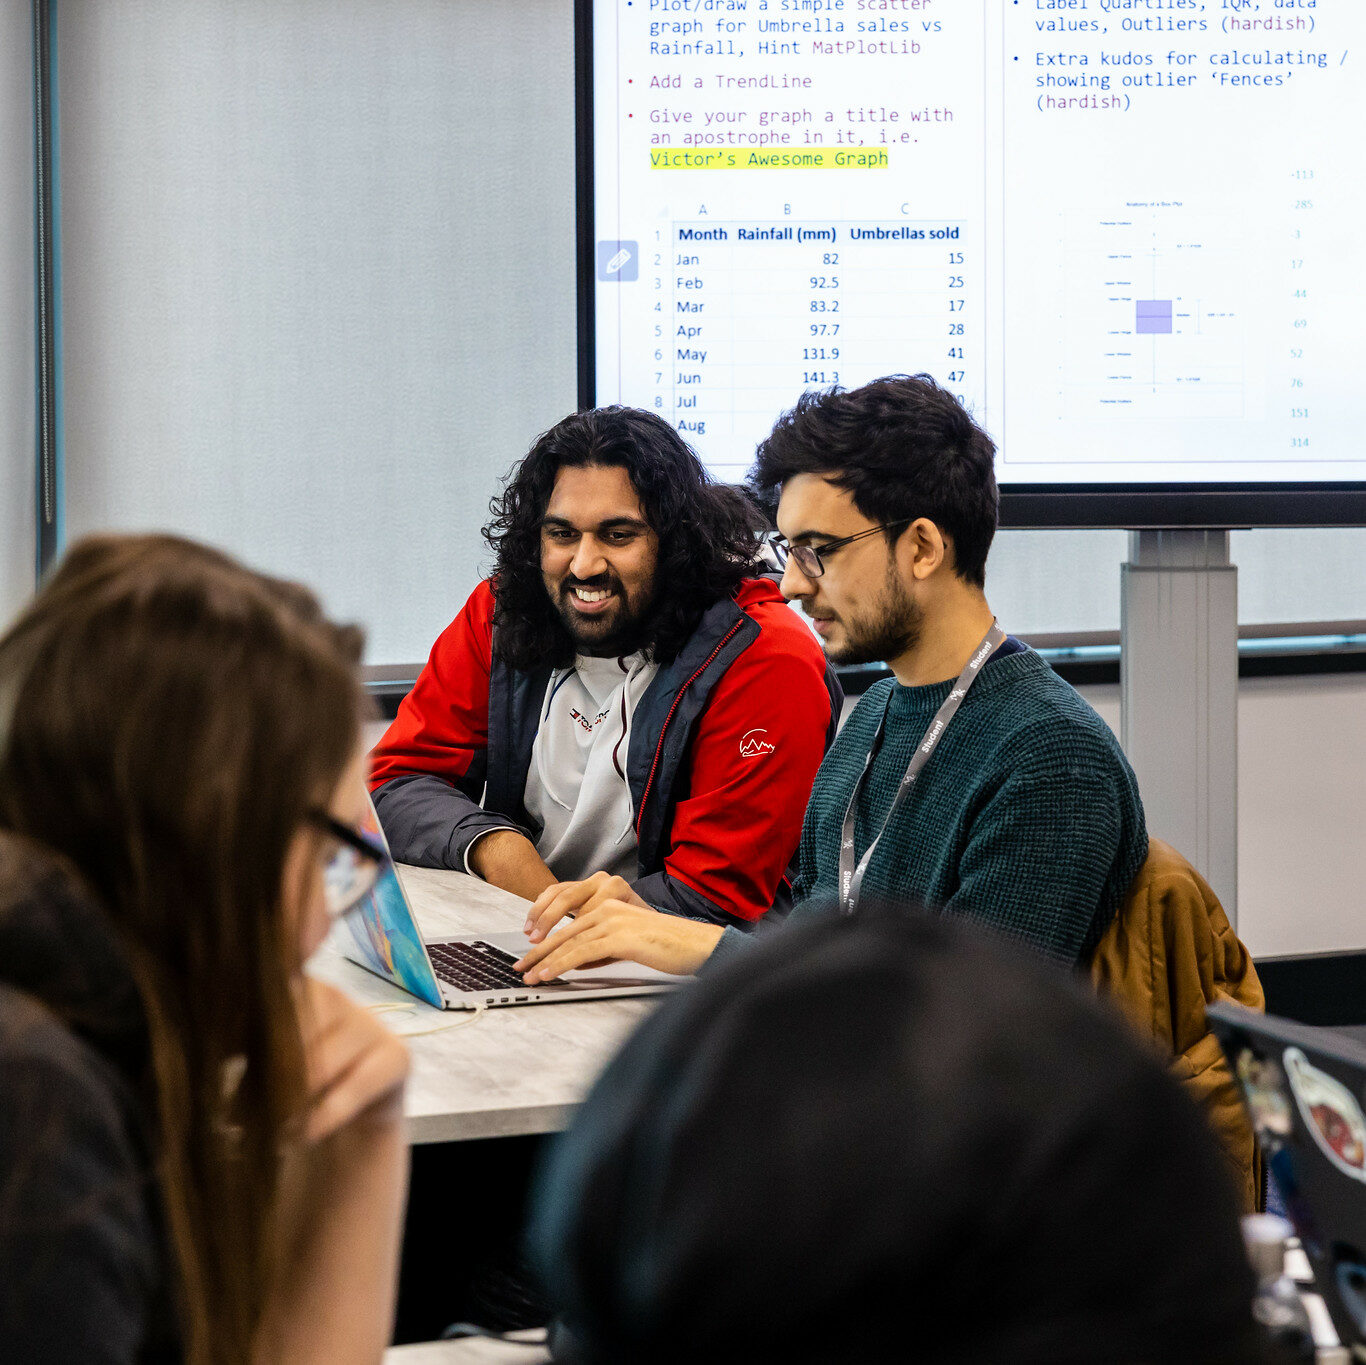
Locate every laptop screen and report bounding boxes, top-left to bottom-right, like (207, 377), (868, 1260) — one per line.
(1209, 1001), (1366, 1349)
(341, 799), (444, 1009)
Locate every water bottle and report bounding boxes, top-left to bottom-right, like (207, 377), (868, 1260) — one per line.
(1243, 1212), (1317, 1362)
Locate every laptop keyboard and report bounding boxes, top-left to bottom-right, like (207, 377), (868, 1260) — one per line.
(428, 940), (529, 994)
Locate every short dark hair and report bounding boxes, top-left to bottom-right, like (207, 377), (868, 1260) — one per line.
(531, 909), (1269, 1365)
(751, 374), (999, 587)
(483, 407), (765, 671)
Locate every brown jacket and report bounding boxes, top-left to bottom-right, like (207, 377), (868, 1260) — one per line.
(1089, 838), (1264, 1212)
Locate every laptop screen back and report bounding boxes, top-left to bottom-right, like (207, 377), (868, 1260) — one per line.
(341, 798), (444, 1009)
(1209, 1001), (1366, 1349)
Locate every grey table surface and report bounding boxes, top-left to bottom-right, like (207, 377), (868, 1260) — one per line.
(308, 864), (658, 1143)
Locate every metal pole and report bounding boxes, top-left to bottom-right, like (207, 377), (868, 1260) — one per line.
(1120, 529), (1239, 919)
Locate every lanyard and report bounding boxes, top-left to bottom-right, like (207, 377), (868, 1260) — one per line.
(837, 621), (1006, 916)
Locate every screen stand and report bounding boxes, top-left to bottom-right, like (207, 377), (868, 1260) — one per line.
(1120, 530), (1238, 922)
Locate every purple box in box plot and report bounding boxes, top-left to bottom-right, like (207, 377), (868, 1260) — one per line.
(1136, 300), (1173, 335)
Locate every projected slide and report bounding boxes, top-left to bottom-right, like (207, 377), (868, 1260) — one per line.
(590, 0), (1366, 489)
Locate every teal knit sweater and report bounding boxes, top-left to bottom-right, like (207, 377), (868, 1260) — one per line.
(715, 648), (1147, 967)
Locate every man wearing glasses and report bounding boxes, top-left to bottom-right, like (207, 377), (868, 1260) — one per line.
(515, 373), (1148, 980)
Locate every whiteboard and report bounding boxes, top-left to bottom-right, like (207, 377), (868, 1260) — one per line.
(48, 0), (1364, 670)
(585, 0), (1366, 514)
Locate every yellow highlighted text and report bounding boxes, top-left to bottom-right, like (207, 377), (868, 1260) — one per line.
(650, 147), (889, 170)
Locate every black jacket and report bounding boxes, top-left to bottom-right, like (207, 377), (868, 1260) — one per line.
(0, 836), (179, 1364)
(371, 578), (842, 927)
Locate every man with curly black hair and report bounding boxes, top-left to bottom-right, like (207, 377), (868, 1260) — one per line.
(369, 407), (840, 929)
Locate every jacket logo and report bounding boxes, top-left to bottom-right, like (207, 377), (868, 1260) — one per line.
(739, 728), (775, 759)
(570, 705), (613, 733)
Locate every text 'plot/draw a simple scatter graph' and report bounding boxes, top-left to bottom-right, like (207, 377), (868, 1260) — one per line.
(586, 0), (1365, 491)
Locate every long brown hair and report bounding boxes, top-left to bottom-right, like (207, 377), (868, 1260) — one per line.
(0, 533), (367, 1365)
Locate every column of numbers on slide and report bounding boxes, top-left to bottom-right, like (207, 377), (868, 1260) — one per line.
(1286, 167), (1315, 457)
(644, 218), (980, 482)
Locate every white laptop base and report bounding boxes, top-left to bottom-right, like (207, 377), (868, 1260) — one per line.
(418, 930), (674, 1011)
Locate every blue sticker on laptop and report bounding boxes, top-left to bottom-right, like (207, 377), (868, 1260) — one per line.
(342, 805), (443, 1008)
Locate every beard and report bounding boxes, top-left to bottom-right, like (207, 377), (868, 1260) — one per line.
(824, 563), (923, 667)
(551, 573), (656, 657)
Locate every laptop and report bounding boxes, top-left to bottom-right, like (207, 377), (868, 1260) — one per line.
(341, 796), (680, 1011)
(1209, 1001), (1366, 1351)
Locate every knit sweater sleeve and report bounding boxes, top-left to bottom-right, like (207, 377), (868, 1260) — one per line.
(708, 886), (832, 966)
(946, 736), (1131, 964)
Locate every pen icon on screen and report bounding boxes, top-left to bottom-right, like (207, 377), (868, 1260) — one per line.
(597, 240), (639, 282)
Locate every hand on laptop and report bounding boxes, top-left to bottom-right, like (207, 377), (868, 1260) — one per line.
(522, 872), (649, 942)
(514, 874), (723, 982)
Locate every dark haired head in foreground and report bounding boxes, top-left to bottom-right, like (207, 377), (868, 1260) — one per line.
(531, 909), (1270, 1365)
(483, 405), (765, 670)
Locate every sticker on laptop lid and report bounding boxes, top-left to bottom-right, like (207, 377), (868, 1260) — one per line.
(1284, 1046), (1366, 1181)
(1236, 1048), (1294, 1140)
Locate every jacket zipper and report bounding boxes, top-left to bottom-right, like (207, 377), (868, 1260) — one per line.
(635, 619), (744, 841)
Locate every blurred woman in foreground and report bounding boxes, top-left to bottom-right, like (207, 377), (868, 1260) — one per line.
(0, 534), (408, 1365)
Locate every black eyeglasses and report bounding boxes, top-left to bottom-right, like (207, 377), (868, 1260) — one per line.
(308, 811), (389, 919)
(773, 517), (917, 580)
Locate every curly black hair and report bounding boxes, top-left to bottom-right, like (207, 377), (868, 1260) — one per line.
(483, 408), (766, 671)
(751, 374), (998, 587)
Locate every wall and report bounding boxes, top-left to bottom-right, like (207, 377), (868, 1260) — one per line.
(1079, 674), (1366, 959)
(45, 0), (1365, 959)
(57, 0), (576, 667)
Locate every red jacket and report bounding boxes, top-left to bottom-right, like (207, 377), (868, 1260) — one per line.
(370, 578), (840, 926)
